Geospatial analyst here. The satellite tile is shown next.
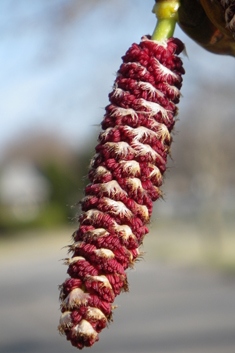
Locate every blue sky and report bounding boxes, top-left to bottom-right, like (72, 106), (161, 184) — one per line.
(1, 0), (235, 161)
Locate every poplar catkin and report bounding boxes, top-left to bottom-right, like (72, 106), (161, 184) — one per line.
(58, 35), (185, 349)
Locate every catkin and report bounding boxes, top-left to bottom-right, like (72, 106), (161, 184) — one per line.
(58, 35), (185, 349)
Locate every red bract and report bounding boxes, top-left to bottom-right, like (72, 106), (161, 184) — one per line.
(58, 36), (185, 349)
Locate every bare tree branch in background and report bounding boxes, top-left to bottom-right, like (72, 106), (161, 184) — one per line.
(1, 0), (127, 63)
(1, 0), (121, 35)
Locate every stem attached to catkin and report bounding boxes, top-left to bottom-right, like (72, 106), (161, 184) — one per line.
(152, 0), (180, 41)
(58, 1), (185, 349)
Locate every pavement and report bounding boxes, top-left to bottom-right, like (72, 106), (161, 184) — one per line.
(1, 228), (235, 353)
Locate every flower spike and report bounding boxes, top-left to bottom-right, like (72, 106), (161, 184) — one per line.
(59, 1), (185, 349)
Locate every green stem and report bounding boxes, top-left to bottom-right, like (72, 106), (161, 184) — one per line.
(151, 0), (180, 41)
(152, 18), (177, 41)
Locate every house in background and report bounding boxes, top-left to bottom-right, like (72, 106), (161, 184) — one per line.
(0, 159), (50, 222)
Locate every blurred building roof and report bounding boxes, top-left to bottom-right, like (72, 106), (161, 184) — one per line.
(0, 159), (50, 221)
(0, 159), (50, 205)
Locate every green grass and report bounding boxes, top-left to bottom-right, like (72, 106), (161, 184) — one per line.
(144, 217), (235, 274)
(1, 216), (235, 275)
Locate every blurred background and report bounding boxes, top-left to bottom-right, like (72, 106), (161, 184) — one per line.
(1, 1), (235, 352)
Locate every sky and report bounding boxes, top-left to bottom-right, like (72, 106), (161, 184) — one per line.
(1, 0), (235, 161)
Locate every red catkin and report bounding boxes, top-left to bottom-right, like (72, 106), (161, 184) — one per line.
(58, 35), (185, 349)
